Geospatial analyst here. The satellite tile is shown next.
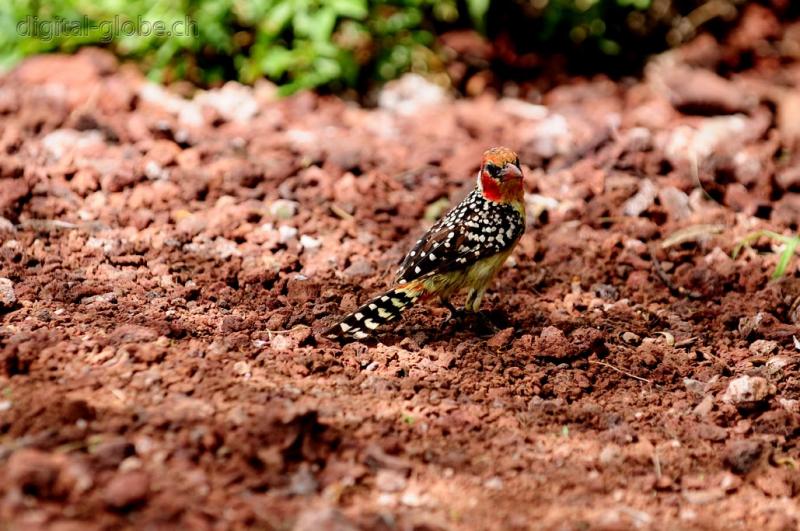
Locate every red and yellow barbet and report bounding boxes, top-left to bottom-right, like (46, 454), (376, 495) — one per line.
(327, 147), (526, 340)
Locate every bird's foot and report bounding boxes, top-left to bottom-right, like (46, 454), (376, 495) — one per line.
(444, 307), (466, 325)
(441, 300), (465, 327)
(474, 311), (500, 338)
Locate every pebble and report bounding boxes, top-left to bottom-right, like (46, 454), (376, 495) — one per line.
(6, 449), (62, 498)
(533, 326), (573, 359)
(299, 234), (321, 251)
(269, 199), (299, 220)
(375, 469), (407, 493)
(724, 439), (762, 474)
(749, 339), (779, 356)
(721, 375), (771, 405)
(622, 179), (657, 217)
(0, 277), (16, 308)
(378, 73), (448, 116)
(278, 225), (298, 243)
(103, 471), (150, 510)
(293, 507), (358, 531)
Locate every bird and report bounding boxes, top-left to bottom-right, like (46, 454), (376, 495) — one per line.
(326, 146), (526, 340)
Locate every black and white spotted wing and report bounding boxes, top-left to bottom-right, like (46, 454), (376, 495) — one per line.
(395, 189), (524, 284)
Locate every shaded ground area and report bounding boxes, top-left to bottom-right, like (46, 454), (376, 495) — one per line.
(2, 10), (800, 530)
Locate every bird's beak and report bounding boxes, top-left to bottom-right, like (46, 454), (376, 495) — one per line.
(501, 164), (523, 182)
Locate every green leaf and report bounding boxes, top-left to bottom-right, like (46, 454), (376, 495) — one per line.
(467, 0), (490, 29)
(773, 237), (800, 280)
(328, 0), (367, 19)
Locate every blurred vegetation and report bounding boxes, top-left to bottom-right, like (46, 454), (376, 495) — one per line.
(0, 0), (748, 94)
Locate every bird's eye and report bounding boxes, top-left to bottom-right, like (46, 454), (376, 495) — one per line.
(485, 163), (501, 178)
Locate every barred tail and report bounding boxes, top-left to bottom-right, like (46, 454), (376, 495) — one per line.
(326, 282), (425, 340)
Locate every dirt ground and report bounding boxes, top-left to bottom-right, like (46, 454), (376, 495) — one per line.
(3, 8), (800, 530)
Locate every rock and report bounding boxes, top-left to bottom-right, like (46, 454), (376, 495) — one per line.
(288, 465), (318, 496)
(269, 199), (299, 220)
(658, 186), (691, 220)
(766, 356), (793, 375)
(375, 469), (407, 493)
(487, 327), (514, 348)
(721, 375), (772, 406)
(0, 277), (16, 308)
(293, 507), (358, 531)
(621, 331), (641, 345)
(724, 439), (763, 474)
(533, 326), (573, 359)
(279, 225), (298, 243)
(664, 67), (755, 115)
(103, 471), (149, 510)
(220, 315), (246, 334)
(7, 449), (62, 498)
(92, 438), (135, 468)
(693, 395), (714, 417)
(41, 129), (104, 162)
(664, 115), (751, 167)
(233, 361), (251, 377)
(622, 179), (657, 217)
(299, 235), (321, 251)
(749, 340), (779, 356)
(521, 113), (572, 158)
(194, 81), (259, 123)
(378, 74), (448, 116)
(110, 324), (158, 344)
(343, 258), (374, 278)
(777, 91), (800, 150)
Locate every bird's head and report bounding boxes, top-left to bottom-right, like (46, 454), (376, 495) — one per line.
(477, 147), (524, 203)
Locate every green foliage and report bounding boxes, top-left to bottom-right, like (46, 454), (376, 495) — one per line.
(733, 230), (800, 280)
(0, 0), (690, 93)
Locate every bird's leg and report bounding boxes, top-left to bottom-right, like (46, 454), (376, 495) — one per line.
(466, 288), (499, 337)
(441, 297), (465, 325)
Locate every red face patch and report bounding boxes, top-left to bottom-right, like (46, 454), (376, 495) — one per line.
(480, 170), (502, 201)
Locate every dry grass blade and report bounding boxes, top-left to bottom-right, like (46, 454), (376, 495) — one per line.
(661, 224), (726, 249)
(589, 360), (652, 384)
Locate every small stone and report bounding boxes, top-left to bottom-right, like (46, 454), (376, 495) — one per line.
(721, 375), (772, 405)
(749, 340), (779, 356)
(658, 186), (692, 220)
(766, 356), (793, 375)
(376, 469), (407, 493)
(278, 225), (298, 243)
(233, 361), (251, 376)
(533, 326), (574, 359)
(220, 315), (246, 334)
(269, 199), (299, 220)
(621, 331), (641, 345)
(271, 334), (294, 352)
(299, 234), (321, 251)
(378, 73), (448, 116)
(484, 476), (504, 490)
(724, 439), (762, 474)
(693, 395), (714, 417)
(103, 471), (149, 510)
(293, 507), (358, 531)
(487, 327), (514, 348)
(7, 449), (62, 498)
(288, 465), (318, 496)
(599, 444), (622, 466)
(683, 378), (705, 396)
(343, 257), (374, 278)
(622, 179), (657, 217)
(0, 277), (16, 308)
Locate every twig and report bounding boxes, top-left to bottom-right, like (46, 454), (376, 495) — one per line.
(589, 360), (652, 384)
(330, 204), (353, 220)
